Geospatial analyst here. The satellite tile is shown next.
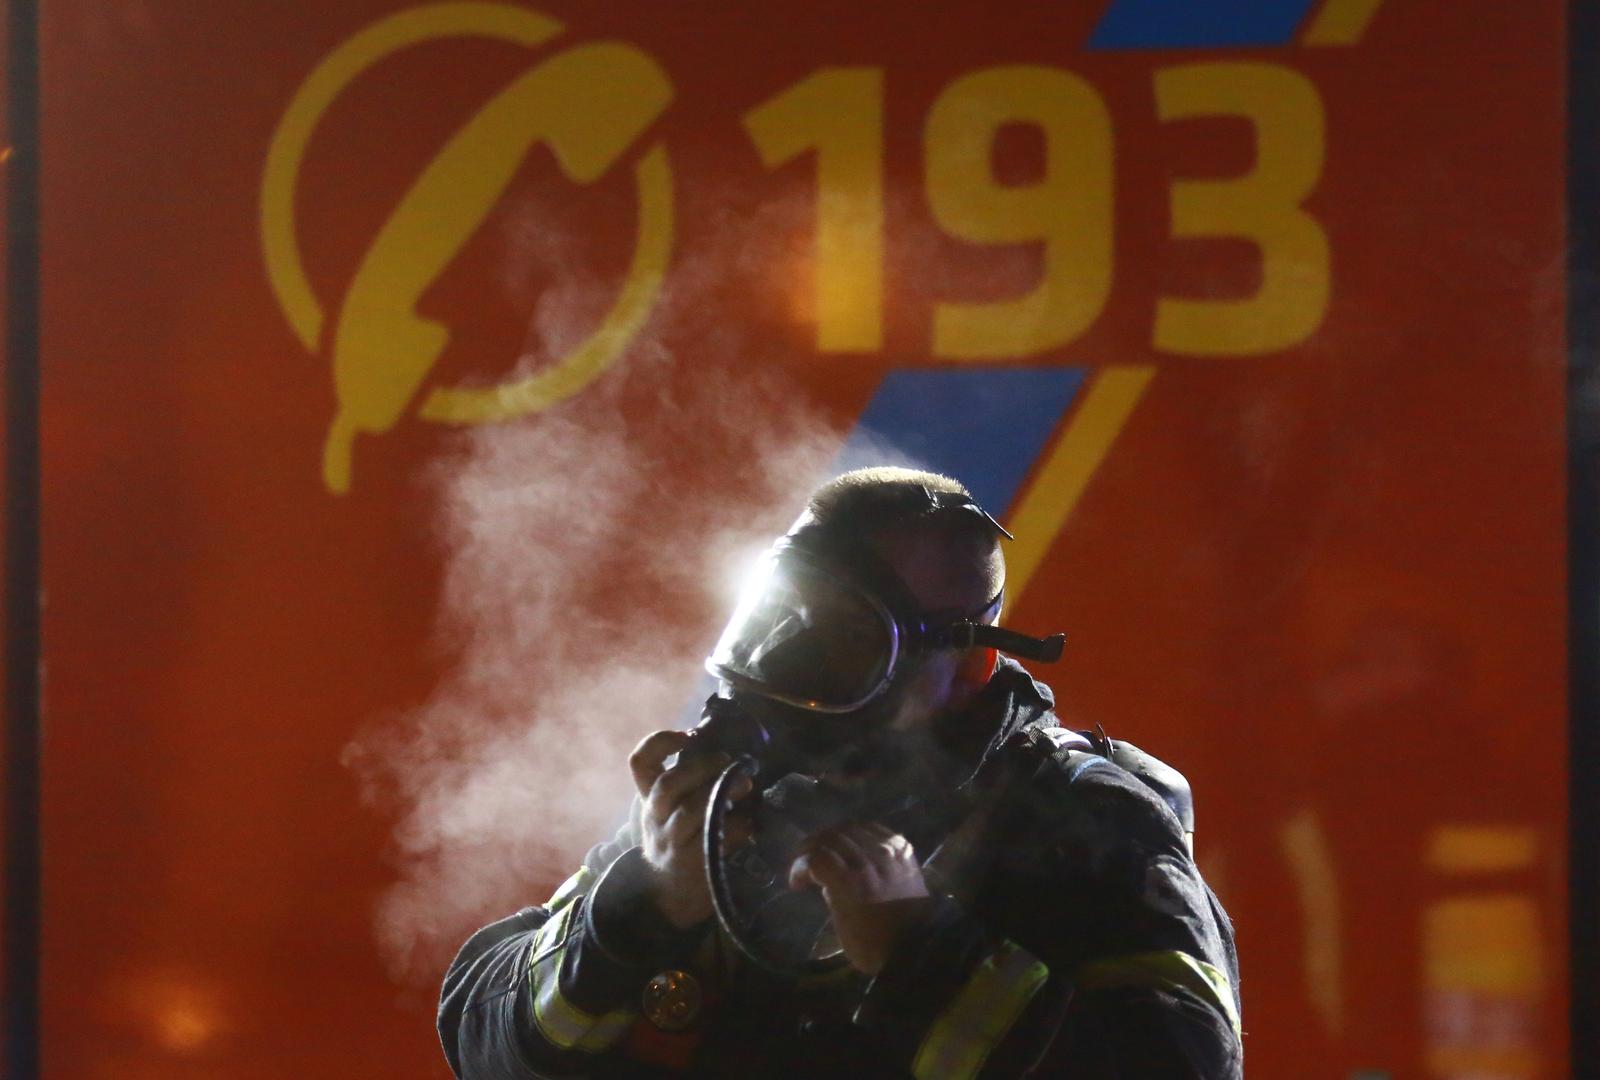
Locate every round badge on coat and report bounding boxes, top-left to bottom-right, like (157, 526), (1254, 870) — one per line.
(642, 969), (703, 1031)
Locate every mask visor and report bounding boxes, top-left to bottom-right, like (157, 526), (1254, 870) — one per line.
(707, 551), (898, 713)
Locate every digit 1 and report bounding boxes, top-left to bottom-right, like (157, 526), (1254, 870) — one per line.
(742, 69), (885, 352)
(924, 66), (1114, 360)
(1154, 62), (1330, 356)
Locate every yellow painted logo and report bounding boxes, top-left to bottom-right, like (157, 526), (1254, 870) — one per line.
(261, 3), (675, 493)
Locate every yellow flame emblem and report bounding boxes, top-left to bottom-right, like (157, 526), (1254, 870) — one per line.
(261, 3), (675, 493)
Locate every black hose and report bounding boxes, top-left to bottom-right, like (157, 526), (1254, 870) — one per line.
(702, 757), (842, 977)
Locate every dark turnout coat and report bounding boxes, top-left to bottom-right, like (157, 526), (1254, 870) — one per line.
(439, 662), (1242, 1078)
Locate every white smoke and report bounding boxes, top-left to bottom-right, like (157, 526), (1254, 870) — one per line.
(343, 174), (943, 983)
(344, 385), (832, 981)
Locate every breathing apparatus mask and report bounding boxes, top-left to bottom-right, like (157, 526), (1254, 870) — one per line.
(687, 487), (1067, 975)
(704, 490), (1063, 760)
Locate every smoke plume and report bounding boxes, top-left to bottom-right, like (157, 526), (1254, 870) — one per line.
(343, 182), (933, 982)
(348, 396), (830, 980)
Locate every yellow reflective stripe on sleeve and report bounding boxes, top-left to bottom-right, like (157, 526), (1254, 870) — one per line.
(912, 941), (1050, 1080)
(1076, 950), (1241, 1038)
(545, 866), (596, 915)
(531, 976), (636, 1053)
(525, 902), (638, 1053)
(530, 900), (577, 958)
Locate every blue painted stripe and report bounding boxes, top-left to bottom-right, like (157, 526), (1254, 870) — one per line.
(832, 367), (1086, 518)
(1088, 0), (1319, 49)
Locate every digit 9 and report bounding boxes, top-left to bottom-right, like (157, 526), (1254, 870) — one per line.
(925, 66), (1114, 360)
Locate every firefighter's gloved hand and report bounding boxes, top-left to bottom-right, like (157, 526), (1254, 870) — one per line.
(788, 822), (931, 976)
(630, 729), (753, 930)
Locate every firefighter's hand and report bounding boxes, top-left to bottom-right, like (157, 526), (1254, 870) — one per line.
(629, 729), (752, 929)
(787, 822), (931, 976)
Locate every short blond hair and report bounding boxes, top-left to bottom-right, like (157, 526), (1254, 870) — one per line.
(806, 467), (1005, 598)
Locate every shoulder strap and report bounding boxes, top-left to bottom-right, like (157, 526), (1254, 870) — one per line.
(1022, 725), (1196, 845)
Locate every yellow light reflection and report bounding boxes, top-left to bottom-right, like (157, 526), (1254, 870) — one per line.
(1278, 807), (1344, 1036)
(110, 968), (230, 1058)
(1427, 825), (1538, 875)
(1425, 895), (1542, 996)
(1424, 894), (1544, 1079)
(154, 1000), (217, 1054)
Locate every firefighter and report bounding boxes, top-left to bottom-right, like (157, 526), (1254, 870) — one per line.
(439, 467), (1242, 1077)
